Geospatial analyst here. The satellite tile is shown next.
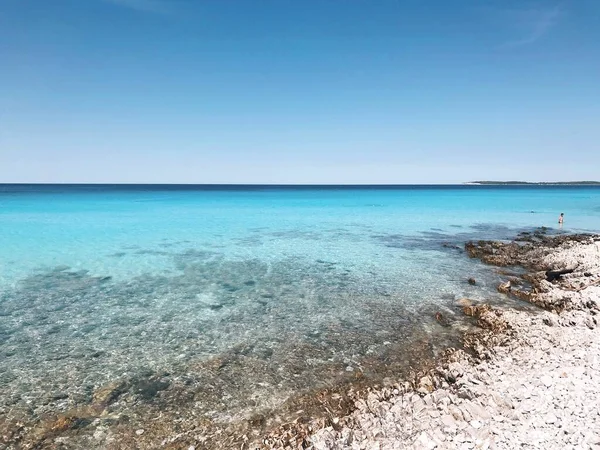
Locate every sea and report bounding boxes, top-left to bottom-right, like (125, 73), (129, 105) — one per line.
(1, 184), (599, 441)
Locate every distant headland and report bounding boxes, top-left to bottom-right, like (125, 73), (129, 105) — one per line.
(467, 181), (600, 185)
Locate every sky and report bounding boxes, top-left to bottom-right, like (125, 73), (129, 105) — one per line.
(1, 0), (599, 184)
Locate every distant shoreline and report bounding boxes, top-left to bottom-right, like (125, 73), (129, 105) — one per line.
(1, 182), (600, 189)
(467, 181), (600, 185)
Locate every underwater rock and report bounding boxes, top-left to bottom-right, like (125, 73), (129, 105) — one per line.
(434, 312), (451, 327)
(92, 381), (127, 406)
(442, 243), (462, 250)
(497, 281), (511, 294)
(50, 415), (91, 432)
(131, 376), (170, 401)
(456, 298), (473, 307)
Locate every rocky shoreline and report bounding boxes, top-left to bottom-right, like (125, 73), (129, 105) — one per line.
(301, 233), (600, 450)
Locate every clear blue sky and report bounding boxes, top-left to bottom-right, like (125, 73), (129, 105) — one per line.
(1, 0), (599, 183)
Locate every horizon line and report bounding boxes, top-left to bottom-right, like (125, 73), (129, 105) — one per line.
(1, 181), (599, 186)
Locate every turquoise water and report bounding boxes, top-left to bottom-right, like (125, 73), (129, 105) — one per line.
(1, 185), (598, 286)
(1, 185), (599, 426)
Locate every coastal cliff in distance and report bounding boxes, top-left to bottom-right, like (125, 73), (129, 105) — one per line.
(467, 181), (600, 185)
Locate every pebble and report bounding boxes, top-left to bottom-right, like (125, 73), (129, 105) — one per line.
(540, 375), (553, 387)
(470, 420), (482, 429)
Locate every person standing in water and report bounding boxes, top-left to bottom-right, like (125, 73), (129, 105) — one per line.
(558, 212), (564, 228)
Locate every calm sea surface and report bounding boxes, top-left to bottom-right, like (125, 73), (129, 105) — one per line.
(1, 185), (599, 430)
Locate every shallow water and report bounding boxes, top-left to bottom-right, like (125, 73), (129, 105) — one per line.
(1, 185), (599, 434)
